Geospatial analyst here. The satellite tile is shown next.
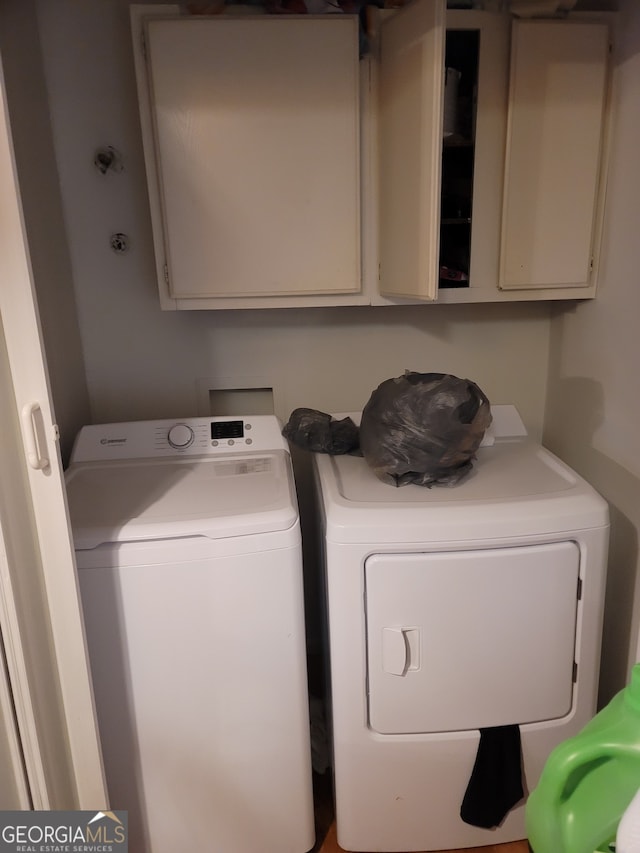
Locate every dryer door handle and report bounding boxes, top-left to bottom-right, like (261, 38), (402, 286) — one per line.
(382, 628), (409, 676)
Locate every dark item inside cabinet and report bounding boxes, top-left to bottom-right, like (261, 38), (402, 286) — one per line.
(439, 29), (479, 289)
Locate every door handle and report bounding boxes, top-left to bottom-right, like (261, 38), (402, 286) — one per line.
(382, 627), (420, 676)
(21, 402), (49, 470)
(382, 628), (409, 676)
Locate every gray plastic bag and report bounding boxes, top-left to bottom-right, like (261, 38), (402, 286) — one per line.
(282, 408), (359, 455)
(359, 372), (492, 487)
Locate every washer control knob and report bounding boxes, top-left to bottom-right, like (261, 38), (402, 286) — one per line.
(167, 423), (194, 449)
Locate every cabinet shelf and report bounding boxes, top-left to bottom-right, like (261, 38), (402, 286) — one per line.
(443, 136), (473, 148)
(439, 283), (468, 289)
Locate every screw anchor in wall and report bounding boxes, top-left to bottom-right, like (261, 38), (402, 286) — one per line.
(110, 233), (130, 254)
(94, 146), (124, 175)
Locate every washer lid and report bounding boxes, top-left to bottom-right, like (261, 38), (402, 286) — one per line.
(66, 450), (297, 549)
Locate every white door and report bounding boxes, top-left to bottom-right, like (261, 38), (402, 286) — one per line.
(0, 55), (107, 809)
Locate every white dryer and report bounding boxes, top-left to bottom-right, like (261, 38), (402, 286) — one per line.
(312, 406), (609, 852)
(66, 416), (314, 853)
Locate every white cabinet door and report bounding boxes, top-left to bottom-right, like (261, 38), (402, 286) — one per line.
(0, 59), (107, 809)
(378, 0), (445, 301)
(499, 20), (610, 291)
(141, 12), (361, 307)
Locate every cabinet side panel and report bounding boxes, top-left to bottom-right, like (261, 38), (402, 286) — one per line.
(131, 5), (181, 311)
(461, 12), (510, 297)
(500, 20), (609, 290)
(378, 0), (445, 301)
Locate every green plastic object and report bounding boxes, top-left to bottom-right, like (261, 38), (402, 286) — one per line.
(527, 664), (640, 853)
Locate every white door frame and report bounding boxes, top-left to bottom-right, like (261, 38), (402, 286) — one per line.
(0, 53), (107, 809)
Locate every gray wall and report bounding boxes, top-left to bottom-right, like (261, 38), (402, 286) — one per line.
(544, 0), (640, 703)
(0, 0), (90, 464)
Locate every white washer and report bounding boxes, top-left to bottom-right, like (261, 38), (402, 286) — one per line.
(66, 416), (315, 853)
(312, 406), (609, 852)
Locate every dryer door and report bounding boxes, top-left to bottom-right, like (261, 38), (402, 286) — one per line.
(365, 542), (580, 734)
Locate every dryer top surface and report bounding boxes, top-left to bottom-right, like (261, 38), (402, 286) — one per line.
(314, 438), (609, 543)
(331, 440), (572, 504)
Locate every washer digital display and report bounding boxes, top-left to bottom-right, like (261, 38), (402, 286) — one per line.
(211, 420), (244, 440)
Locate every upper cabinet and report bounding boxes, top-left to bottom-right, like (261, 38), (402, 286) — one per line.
(132, 6), (363, 309)
(131, 3), (613, 310)
(499, 19), (610, 293)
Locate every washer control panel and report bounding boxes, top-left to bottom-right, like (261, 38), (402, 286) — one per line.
(210, 419), (251, 446)
(70, 416), (286, 463)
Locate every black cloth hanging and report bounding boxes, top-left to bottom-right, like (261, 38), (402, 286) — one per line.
(460, 725), (525, 829)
